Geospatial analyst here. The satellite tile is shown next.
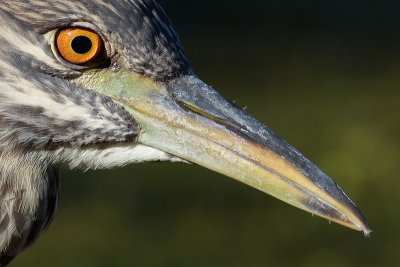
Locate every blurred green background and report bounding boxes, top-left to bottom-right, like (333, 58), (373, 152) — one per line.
(12, 0), (400, 266)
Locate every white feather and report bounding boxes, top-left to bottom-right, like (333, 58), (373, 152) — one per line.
(47, 143), (187, 170)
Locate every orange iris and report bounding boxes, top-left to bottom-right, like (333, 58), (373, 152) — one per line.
(56, 27), (103, 65)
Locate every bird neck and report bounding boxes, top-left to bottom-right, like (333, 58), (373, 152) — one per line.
(0, 149), (59, 265)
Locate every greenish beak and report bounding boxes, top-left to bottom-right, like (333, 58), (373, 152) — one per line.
(87, 71), (370, 235)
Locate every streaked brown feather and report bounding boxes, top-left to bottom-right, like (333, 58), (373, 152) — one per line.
(0, 153), (59, 266)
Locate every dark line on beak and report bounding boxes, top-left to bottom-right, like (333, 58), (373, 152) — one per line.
(177, 100), (239, 129)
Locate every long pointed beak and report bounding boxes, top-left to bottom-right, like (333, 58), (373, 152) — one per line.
(98, 73), (370, 234)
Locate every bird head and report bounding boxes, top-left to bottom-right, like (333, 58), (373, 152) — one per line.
(0, 0), (369, 234)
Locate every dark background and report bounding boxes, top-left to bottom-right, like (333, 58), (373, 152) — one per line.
(13, 1), (399, 266)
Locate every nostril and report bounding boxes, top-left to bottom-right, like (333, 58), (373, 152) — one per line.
(176, 100), (239, 130)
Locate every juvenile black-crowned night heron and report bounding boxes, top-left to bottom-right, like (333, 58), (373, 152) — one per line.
(0, 0), (370, 265)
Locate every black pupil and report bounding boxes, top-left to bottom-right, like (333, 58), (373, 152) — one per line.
(71, 36), (92, 54)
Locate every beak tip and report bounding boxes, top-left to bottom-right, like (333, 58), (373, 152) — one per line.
(355, 216), (372, 237)
(352, 215), (372, 236)
(343, 205), (371, 236)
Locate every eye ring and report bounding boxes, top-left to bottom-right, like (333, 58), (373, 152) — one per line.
(56, 27), (104, 65)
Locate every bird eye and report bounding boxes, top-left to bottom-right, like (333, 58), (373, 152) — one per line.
(56, 27), (104, 65)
